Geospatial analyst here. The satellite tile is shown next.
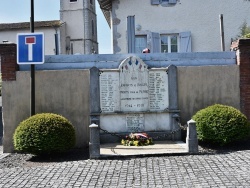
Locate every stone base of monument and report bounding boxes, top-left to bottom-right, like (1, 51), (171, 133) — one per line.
(100, 141), (187, 156)
(100, 130), (182, 144)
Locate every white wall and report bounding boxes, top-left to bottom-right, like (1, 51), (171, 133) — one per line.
(0, 28), (58, 55)
(111, 0), (250, 53)
(60, 0), (98, 54)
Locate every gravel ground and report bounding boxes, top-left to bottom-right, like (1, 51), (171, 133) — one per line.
(0, 146), (90, 169)
(1, 139), (250, 170)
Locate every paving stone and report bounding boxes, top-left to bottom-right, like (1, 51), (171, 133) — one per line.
(1, 151), (250, 186)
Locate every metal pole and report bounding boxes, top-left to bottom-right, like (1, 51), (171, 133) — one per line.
(219, 14), (225, 51)
(55, 33), (59, 55)
(30, 0), (35, 116)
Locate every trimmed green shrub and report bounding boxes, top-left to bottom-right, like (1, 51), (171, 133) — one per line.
(192, 104), (250, 146)
(13, 113), (76, 155)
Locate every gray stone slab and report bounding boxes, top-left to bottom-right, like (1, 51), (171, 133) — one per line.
(100, 141), (187, 156)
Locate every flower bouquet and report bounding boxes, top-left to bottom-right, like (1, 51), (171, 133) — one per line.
(121, 133), (154, 146)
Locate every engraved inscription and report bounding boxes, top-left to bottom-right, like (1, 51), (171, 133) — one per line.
(149, 70), (169, 111)
(126, 114), (144, 132)
(100, 71), (120, 113)
(99, 57), (169, 113)
(119, 57), (149, 112)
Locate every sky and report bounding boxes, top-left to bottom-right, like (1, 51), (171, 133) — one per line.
(0, 0), (111, 54)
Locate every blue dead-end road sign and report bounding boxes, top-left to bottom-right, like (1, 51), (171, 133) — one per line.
(17, 33), (45, 64)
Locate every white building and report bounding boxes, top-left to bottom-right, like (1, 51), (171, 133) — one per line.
(98, 0), (250, 54)
(0, 20), (61, 55)
(0, 0), (98, 55)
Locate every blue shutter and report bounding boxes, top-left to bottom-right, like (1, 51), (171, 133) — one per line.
(169, 0), (177, 4)
(151, 32), (160, 53)
(179, 32), (191, 52)
(127, 16), (135, 53)
(151, 0), (161, 5)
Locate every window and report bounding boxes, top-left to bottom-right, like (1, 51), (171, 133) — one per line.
(90, 0), (93, 4)
(70, 0), (77, 2)
(135, 36), (147, 53)
(134, 31), (191, 53)
(160, 35), (178, 53)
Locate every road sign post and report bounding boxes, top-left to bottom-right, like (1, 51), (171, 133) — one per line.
(17, 33), (45, 65)
(17, 32), (45, 116)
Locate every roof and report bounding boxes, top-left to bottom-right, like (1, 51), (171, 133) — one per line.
(98, 0), (112, 27)
(0, 20), (61, 31)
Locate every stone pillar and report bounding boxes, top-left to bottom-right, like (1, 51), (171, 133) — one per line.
(0, 44), (19, 81)
(89, 67), (100, 125)
(89, 123), (100, 159)
(168, 65), (178, 111)
(236, 39), (250, 120)
(168, 65), (181, 140)
(186, 119), (198, 154)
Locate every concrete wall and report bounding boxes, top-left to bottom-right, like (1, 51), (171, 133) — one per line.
(178, 65), (240, 125)
(111, 0), (250, 53)
(2, 65), (240, 152)
(2, 70), (90, 153)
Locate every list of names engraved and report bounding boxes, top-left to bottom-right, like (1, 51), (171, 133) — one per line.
(100, 71), (120, 113)
(126, 114), (144, 132)
(148, 70), (169, 111)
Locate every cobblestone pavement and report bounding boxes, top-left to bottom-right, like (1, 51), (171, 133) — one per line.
(1, 150), (250, 187)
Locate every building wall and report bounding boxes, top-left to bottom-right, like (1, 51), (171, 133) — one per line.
(111, 0), (250, 53)
(0, 28), (58, 55)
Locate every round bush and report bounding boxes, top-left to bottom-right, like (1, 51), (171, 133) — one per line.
(13, 113), (76, 155)
(192, 104), (250, 146)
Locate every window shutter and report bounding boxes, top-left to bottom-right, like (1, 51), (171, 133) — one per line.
(151, 0), (161, 5)
(151, 32), (160, 53)
(179, 32), (191, 52)
(169, 0), (177, 4)
(127, 16), (135, 53)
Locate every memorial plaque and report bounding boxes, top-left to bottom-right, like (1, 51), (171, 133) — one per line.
(126, 114), (144, 132)
(100, 71), (120, 113)
(149, 69), (169, 111)
(119, 57), (149, 112)
(99, 56), (169, 113)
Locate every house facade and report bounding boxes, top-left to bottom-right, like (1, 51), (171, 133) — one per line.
(0, 0), (98, 55)
(98, 0), (250, 54)
(0, 21), (61, 55)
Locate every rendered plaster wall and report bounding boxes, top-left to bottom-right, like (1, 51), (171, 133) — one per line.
(178, 65), (240, 125)
(2, 70), (90, 153)
(111, 0), (250, 53)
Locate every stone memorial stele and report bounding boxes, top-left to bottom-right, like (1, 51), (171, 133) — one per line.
(97, 56), (179, 142)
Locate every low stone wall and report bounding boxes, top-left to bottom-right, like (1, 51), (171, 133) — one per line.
(178, 65), (240, 125)
(2, 70), (90, 152)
